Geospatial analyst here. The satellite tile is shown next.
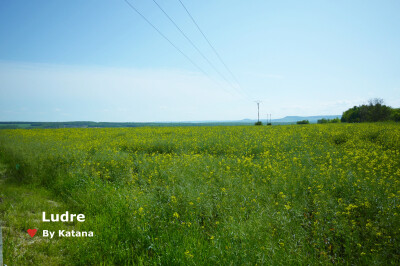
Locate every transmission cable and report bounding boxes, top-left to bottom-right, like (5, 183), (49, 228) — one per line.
(122, 0), (239, 96)
(177, 0), (251, 100)
(123, 0), (230, 93)
(151, 0), (241, 95)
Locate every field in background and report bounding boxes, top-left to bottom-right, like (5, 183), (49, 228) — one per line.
(0, 115), (342, 129)
(0, 123), (399, 264)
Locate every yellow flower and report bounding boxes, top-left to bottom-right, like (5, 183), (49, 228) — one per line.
(171, 195), (177, 203)
(184, 250), (194, 258)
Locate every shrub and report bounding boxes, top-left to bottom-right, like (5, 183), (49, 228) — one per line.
(296, 120), (309, 124)
(391, 109), (400, 122)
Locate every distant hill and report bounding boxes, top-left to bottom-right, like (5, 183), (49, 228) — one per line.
(272, 115), (341, 123)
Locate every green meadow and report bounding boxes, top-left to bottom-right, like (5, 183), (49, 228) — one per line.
(0, 123), (399, 265)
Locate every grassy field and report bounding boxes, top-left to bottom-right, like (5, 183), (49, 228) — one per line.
(0, 123), (399, 265)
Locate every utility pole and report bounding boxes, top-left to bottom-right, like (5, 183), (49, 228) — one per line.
(255, 101), (261, 123)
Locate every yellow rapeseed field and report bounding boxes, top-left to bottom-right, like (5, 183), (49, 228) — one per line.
(0, 123), (399, 264)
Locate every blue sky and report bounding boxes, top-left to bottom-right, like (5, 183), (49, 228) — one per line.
(1, 0), (399, 122)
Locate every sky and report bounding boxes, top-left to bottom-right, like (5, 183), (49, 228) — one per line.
(0, 0), (399, 122)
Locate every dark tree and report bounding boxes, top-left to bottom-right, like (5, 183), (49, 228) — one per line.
(341, 98), (394, 123)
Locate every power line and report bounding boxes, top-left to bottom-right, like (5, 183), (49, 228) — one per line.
(123, 0), (241, 97)
(123, 0), (224, 91)
(151, 0), (240, 95)
(177, 0), (250, 99)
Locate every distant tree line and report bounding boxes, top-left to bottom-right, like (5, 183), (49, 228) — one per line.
(0, 121), (260, 129)
(296, 120), (310, 124)
(317, 117), (340, 124)
(341, 98), (400, 123)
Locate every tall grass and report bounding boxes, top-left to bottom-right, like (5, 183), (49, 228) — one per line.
(0, 123), (399, 264)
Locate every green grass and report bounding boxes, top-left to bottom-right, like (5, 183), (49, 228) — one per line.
(0, 123), (399, 265)
(0, 163), (67, 265)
